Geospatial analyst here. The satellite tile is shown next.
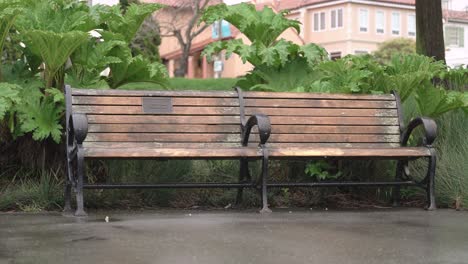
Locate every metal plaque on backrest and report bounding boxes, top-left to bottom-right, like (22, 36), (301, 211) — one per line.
(142, 97), (173, 114)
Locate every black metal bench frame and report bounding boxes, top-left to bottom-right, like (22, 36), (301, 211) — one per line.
(64, 86), (437, 216)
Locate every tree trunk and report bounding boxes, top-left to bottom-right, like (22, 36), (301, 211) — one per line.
(177, 44), (191, 77)
(416, 0), (445, 63)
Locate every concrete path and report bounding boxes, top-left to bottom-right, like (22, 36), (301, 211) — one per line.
(1, 209), (467, 264)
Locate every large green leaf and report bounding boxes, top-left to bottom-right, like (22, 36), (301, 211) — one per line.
(0, 82), (22, 120)
(69, 38), (125, 87)
(386, 54), (446, 79)
(299, 44), (329, 67)
(241, 59), (318, 92)
(315, 59), (373, 93)
(201, 3), (300, 47)
(23, 30), (89, 86)
(100, 3), (163, 43)
(108, 53), (168, 89)
(0, 0), (24, 81)
(440, 67), (468, 91)
(16, 0), (97, 33)
(203, 39), (256, 65)
(15, 86), (64, 143)
(257, 40), (292, 67)
(415, 86), (468, 118)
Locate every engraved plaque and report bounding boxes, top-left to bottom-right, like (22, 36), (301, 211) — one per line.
(142, 97), (173, 114)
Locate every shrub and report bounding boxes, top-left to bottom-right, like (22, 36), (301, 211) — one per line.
(373, 38), (416, 64)
(201, 3), (328, 91)
(0, 168), (63, 211)
(120, 77), (239, 90)
(430, 110), (468, 209)
(0, 0), (168, 171)
(131, 16), (161, 62)
(403, 109), (468, 209)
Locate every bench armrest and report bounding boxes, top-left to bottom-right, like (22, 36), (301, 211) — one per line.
(401, 117), (437, 147)
(71, 114), (89, 145)
(242, 114), (271, 146)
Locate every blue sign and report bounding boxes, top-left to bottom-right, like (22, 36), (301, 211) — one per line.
(212, 20), (231, 39)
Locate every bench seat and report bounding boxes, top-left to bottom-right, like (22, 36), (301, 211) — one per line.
(83, 147), (263, 158)
(83, 146), (430, 159)
(65, 87), (437, 216)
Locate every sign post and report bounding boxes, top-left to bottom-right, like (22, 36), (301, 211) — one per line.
(212, 20), (231, 79)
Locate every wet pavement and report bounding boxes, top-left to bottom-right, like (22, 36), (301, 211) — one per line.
(1, 208), (467, 264)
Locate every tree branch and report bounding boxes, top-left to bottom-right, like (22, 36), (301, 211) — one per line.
(191, 23), (210, 39)
(173, 29), (186, 48)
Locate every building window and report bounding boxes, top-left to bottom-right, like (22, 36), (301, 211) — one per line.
(359, 9), (368, 32)
(313, 12), (326, 31)
(408, 14), (416, 37)
(376, 11), (385, 34)
(445, 26), (464, 47)
(320, 12), (326, 30)
(314, 13), (319, 31)
(355, 50), (368, 55)
(442, 0), (450, 10)
(391, 12), (400, 35)
(330, 51), (342, 60)
(331, 8), (343, 29)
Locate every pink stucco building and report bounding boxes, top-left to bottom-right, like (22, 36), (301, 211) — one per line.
(145, 0), (468, 78)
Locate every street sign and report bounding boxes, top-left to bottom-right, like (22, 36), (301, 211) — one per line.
(214, 60), (224, 72)
(212, 20), (231, 39)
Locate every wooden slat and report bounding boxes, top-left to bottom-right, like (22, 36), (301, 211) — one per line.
(267, 143), (401, 148)
(244, 99), (396, 108)
(88, 124), (241, 133)
(73, 96), (142, 105)
(269, 116), (399, 125)
(85, 133), (241, 142)
(268, 147), (430, 158)
(88, 124), (399, 135)
(73, 105), (240, 115)
(83, 142), (244, 148)
(268, 134), (400, 143)
(82, 146), (429, 158)
(73, 96), (395, 109)
(71, 89), (395, 100)
(72, 96), (239, 107)
(87, 115), (397, 126)
(73, 105), (396, 117)
(83, 142), (401, 149)
(246, 108), (397, 117)
(87, 115), (241, 124)
(244, 91), (395, 100)
(72, 89), (238, 97)
(84, 148), (263, 158)
(84, 133), (399, 143)
(269, 125), (400, 134)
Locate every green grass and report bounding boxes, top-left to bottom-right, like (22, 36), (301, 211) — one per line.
(410, 110), (468, 209)
(0, 169), (64, 212)
(119, 78), (239, 91)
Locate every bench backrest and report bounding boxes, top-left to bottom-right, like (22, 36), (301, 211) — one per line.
(242, 91), (401, 148)
(69, 88), (244, 149)
(69, 88), (402, 149)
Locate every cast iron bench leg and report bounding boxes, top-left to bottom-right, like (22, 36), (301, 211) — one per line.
(75, 150), (87, 217)
(259, 146), (271, 214)
(63, 157), (74, 214)
(426, 149), (437, 210)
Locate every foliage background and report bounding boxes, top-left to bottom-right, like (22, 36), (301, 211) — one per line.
(1, 2), (467, 212)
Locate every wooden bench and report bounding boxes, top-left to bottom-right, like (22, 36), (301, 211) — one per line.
(64, 86), (437, 216)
